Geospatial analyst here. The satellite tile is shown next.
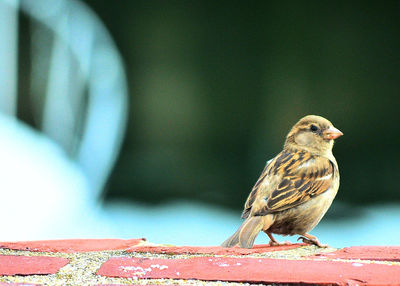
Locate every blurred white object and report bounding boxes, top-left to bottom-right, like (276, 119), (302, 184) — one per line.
(0, 0), (128, 240)
(22, 0), (128, 195)
(0, 0), (128, 197)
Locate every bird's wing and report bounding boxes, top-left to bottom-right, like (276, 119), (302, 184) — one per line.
(243, 150), (335, 217)
(241, 158), (274, 218)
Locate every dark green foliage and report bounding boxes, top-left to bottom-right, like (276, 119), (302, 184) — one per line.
(84, 1), (400, 209)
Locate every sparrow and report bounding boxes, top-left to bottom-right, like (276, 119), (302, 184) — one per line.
(221, 115), (343, 248)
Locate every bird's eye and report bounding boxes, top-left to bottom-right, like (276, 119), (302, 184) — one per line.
(310, 124), (319, 132)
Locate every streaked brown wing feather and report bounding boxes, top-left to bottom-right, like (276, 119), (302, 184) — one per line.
(242, 151), (295, 218)
(243, 150), (335, 217)
(241, 160), (271, 218)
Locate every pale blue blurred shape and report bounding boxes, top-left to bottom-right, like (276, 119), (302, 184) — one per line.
(0, 0), (18, 116)
(0, 0), (128, 240)
(19, 0), (129, 195)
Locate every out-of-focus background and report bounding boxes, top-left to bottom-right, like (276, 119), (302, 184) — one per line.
(1, 0), (399, 247)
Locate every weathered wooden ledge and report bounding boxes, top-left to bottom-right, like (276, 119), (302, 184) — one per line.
(0, 238), (399, 285)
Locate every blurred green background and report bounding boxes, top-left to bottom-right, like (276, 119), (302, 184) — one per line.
(84, 0), (400, 210)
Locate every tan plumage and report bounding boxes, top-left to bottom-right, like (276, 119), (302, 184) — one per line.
(221, 115), (343, 248)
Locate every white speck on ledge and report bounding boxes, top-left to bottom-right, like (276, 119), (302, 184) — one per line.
(218, 263), (230, 267)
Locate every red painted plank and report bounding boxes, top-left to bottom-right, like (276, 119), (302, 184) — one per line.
(0, 255), (69, 275)
(97, 256), (400, 285)
(313, 246), (400, 261)
(128, 243), (303, 255)
(0, 238), (144, 253)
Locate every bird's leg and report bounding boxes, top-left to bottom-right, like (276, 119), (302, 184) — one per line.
(265, 231), (291, 246)
(297, 233), (328, 248)
(262, 215), (290, 246)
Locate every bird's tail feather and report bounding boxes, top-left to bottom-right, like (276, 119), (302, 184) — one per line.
(221, 216), (264, 249)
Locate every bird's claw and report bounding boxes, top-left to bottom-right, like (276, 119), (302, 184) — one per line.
(269, 240), (291, 247)
(297, 236), (328, 248)
(297, 236), (308, 243)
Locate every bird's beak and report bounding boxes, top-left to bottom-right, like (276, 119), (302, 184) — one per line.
(323, 126), (343, 140)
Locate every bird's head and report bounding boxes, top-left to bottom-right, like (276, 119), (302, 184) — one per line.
(284, 115), (343, 155)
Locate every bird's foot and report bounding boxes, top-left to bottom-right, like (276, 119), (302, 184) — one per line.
(297, 234), (328, 248)
(269, 240), (291, 247)
(265, 231), (291, 247)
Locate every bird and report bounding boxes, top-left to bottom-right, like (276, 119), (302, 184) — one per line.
(221, 115), (343, 248)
